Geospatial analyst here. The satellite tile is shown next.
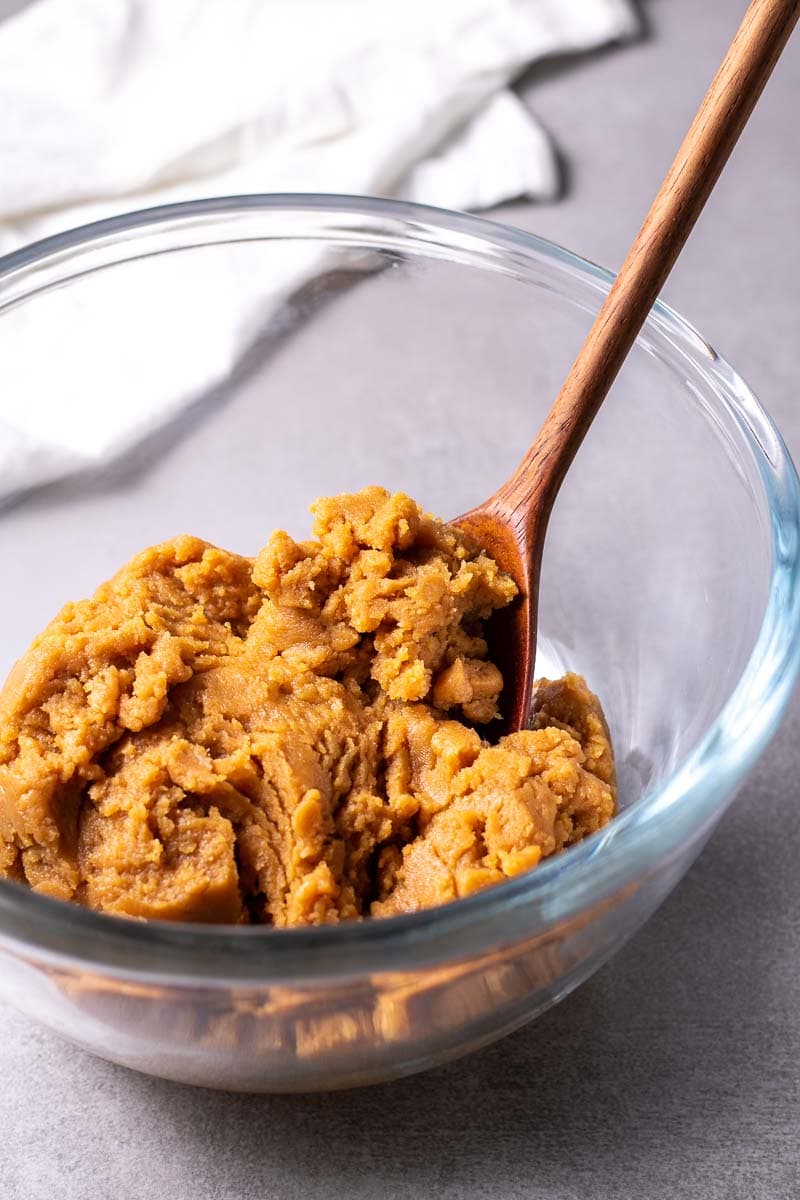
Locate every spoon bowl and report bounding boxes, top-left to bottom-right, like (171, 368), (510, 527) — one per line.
(455, 498), (541, 736)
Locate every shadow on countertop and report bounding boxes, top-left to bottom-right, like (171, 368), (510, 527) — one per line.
(512, 0), (653, 202)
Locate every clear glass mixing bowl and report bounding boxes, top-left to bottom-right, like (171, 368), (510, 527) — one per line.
(0, 196), (798, 1092)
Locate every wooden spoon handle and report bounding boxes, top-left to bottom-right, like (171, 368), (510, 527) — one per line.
(500, 0), (800, 523)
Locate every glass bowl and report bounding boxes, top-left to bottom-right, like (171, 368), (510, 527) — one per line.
(0, 196), (798, 1092)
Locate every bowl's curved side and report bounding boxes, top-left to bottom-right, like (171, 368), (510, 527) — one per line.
(0, 827), (708, 1091)
(1, 195), (798, 984)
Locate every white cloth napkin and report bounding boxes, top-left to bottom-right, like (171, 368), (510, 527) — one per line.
(0, 0), (637, 503)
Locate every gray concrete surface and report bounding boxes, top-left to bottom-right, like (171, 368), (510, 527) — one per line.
(1, 1), (799, 1197)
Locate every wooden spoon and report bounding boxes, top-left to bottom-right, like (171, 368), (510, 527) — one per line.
(455, 0), (799, 736)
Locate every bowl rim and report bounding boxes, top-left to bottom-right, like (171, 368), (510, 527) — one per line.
(1, 192), (799, 982)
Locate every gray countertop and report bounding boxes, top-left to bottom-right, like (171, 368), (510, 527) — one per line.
(2, 2), (799, 1197)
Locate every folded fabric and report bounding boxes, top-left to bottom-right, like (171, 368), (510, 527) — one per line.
(0, 0), (637, 503)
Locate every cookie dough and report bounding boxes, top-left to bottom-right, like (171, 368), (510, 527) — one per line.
(0, 488), (616, 925)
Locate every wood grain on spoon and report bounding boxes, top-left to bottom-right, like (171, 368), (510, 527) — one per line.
(456, 0), (800, 736)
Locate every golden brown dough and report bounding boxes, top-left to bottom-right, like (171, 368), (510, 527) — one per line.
(0, 537), (259, 901)
(0, 488), (616, 925)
